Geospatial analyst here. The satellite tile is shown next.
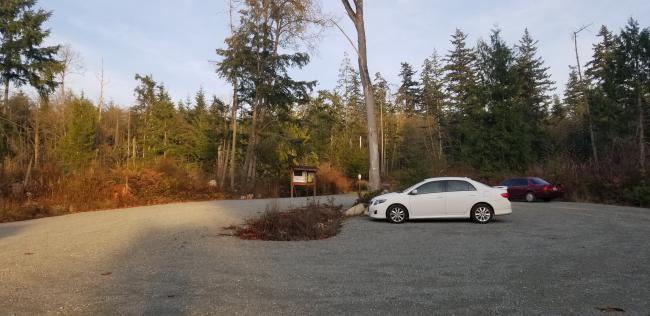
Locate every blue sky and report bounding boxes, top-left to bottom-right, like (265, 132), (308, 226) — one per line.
(39, 0), (650, 107)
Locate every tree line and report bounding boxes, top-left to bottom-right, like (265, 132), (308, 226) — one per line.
(1, 0), (649, 220)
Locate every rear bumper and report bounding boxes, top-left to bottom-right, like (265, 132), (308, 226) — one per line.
(494, 206), (512, 216)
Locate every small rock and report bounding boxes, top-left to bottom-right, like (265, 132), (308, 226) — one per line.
(208, 179), (218, 187)
(343, 204), (367, 217)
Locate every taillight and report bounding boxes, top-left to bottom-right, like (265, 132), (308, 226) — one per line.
(501, 192), (509, 198)
(543, 185), (551, 192)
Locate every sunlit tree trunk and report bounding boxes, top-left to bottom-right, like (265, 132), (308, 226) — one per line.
(342, 0), (381, 191)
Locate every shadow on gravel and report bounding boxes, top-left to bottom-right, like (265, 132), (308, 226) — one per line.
(90, 226), (196, 314)
(366, 217), (513, 225)
(0, 223), (24, 240)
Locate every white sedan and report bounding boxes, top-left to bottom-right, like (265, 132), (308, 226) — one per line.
(369, 177), (512, 224)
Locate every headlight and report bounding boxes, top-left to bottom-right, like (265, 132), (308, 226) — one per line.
(373, 199), (387, 205)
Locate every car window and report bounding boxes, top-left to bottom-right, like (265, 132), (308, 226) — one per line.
(446, 180), (476, 192)
(500, 179), (512, 186)
(415, 181), (445, 194)
(513, 179), (528, 186)
(530, 177), (550, 185)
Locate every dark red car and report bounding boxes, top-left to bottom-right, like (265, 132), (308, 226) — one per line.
(499, 177), (564, 202)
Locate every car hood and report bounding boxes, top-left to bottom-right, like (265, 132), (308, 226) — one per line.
(373, 192), (402, 201)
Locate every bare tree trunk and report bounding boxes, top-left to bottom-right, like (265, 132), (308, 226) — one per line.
(380, 98), (384, 175)
(227, 0), (240, 192)
(573, 30), (599, 169)
(114, 112), (120, 161)
(342, 0), (381, 191)
(127, 110), (131, 169)
(60, 70), (66, 103)
(639, 92), (645, 170)
(23, 157), (33, 188)
(97, 59), (105, 122)
(243, 104), (258, 187)
(229, 80), (238, 191)
(34, 106), (40, 168)
(3, 80), (9, 115)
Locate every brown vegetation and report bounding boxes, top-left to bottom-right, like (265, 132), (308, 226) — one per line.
(226, 203), (343, 241)
(0, 159), (228, 223)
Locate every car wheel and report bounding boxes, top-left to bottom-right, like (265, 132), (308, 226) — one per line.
(525, 191), (536, 202)
(387, 205), (408, 224)
(471, 204), (493, 224)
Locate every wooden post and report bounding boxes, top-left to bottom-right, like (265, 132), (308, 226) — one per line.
(290, 168), (294, 198)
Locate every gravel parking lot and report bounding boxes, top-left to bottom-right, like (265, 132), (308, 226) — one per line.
(1, 198), (648, 315)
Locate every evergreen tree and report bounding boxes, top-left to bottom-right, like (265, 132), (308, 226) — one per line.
(515, 28), (554, 124)
(586, 26), (626, 154)
(444, 29), (478, 114)
(475, 28), (526, 171)
(549, 95), (565, 120)
(0, 0), (60, 108)
(192, 88), (217, 170)
(396, 62), (420, 113)
(57, 98), (97, 170)
(420, 52), (446, 161)
(616, 19), (650, 168)
(215, 0), (316, 186)
(564, 67), (587, 119)
(444, 29), (479, 163)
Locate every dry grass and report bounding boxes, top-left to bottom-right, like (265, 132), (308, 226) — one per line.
(226, 203), (343, 241)
(0, 160), (228, 223)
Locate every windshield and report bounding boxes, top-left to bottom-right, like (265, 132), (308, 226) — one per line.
(402, 181), (425, 193)
(531, 177), (550, 185)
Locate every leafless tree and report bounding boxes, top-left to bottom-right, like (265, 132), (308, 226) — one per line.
(572, 24), (599, 169)
(56, 44), (85, 103)
(341, 0), (380, 190)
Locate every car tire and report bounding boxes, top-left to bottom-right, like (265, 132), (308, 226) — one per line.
(525, 191), (536, 202)
(471, 204), (493, 224)
(386, 205), (408, 224)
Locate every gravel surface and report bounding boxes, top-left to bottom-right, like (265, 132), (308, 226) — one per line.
(1, 198), (648, 315)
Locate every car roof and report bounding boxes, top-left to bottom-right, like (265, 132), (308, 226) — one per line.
(424, 177), (473, 181)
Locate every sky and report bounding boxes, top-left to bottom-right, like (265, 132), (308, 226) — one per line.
(38, 0), (650, 107)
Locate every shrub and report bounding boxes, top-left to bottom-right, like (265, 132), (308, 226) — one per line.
(625, 183), (650, 208)
(316, 164), (351, 194)
(227, 204), (343, 241)
(357, 190), (384, 206)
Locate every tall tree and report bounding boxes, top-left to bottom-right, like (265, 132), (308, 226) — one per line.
(217, 0), (318, 190)
(586, 26), (625, 155)
(572, 24), (600, 168)
(341, 0), (381, 190)
(444, 29), (477, 113)
(515, 29), (554, 128)
(616, 19), (650, 169)
(0, 0), (59, 112)
(420, 52), (445, 161)
(396, 62), (420, 113)
(475, 28), (525, 171)
(56, 44), (84, 103)
(444, 29), (478, 163)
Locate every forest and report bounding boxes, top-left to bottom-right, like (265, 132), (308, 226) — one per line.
(1, 0), (649, 221)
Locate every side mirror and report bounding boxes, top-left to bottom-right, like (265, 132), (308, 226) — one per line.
(410, 189), (418, 195)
